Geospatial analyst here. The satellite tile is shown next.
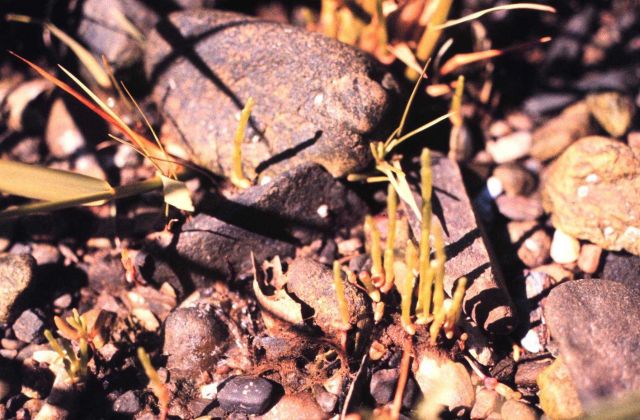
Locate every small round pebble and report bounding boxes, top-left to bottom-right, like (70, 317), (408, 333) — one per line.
(550, 229), (581, 264)
(217, 376), (276, 415)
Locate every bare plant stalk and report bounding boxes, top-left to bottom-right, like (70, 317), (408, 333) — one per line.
(390, 337), (413, 419)
(333, 261), (351, 329)
(383, 183), (398, 293)
(401, 240), (417, 335)
(417, 148), (433, 323)
(231, 97), (255, 189)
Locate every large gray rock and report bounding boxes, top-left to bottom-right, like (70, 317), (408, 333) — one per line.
(0, 254), (36, 324)
(145, 9), (396, 180)
(543, 279), (640, 408)
(157, 164), (365, 286)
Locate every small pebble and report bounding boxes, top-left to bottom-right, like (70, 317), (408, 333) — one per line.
(369, 368), (419, 409)
(486, 131), (532, 164)
(470, 388), (501, 419)
(492, 163), (536, 197)
(577, 243), (603, 274)
(12, 310), (45, 343)
(415, 354), (475, 413)
(520, 329), (543, 354)
(550, 229), (581, 264)
(506, 112), (533, 131)
(495, 194), (544, 221)
(53, 293), (72, 309)
(217, 376), (276, 415)
(313, 386), (337, 413)
(113, 390), (141, 415)
(488, 120), (512, 138)
(501, 399), (539, 420)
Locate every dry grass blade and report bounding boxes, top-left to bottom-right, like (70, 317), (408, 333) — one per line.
(110, 8), (145, 42)
(387, 43), (423, 74)
(432, 3), (556, 30)
(44, 23), (111, 88)
(5, 14), (110, 88)
(386, 112), (454, 153)
(9, 52), (164, 165)
(0, 159), (114, 203)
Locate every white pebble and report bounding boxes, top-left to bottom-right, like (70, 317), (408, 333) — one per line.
(486, 176), (504, 199)
(550, 229), (580, 264)
(520, 329), (542, 353)
(317, 204), (329, 218)
(486, 131), (532, 164)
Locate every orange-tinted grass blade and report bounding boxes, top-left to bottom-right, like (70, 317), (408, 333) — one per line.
(9, 52), (165, 166)
(439, 36), (551, 75)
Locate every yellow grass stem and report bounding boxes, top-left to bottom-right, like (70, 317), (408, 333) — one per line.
(333, 261), (351, 329)
(231, 97), (255, 189)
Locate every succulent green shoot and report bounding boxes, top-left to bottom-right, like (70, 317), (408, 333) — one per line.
(383, 183), (398, 293)
(333, 261), (351, 330)
(431, 221), (446, 317)
(449, 75), (465, 128)
(358, 271), (381, 302)
(231, 97), (255, 189)
(366, 215), (384, 285)
(445, 277), (467, 339)
(417, 148), (433, 322)
(400, 240), (418, 335)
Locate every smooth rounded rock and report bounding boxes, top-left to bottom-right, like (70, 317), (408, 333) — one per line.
(163, 306), (228, 379)
(218, 376), (276, 415)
